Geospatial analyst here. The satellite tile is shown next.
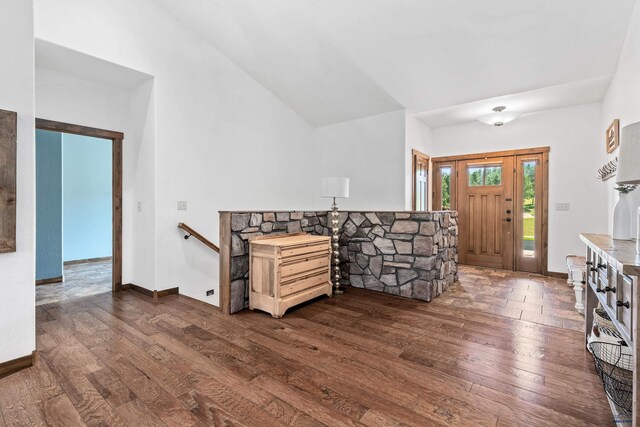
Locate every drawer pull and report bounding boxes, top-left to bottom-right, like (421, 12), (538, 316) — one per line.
(586, 261), (593, 265)
(597, 263), (607, 269)
(616, 300), (630, 309)
(590, 267), (598, 272)
(596, 288), (606, 293)
(605, 286), (616, 293)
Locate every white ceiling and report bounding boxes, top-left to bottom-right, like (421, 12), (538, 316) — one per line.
(414, 76), (611, 128)
(157, 1), (634, 126)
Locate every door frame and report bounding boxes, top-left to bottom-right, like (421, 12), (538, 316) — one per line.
(411, 149), (430, 210)
(36, 118), (124, 292)
(431, 146), (550, 275)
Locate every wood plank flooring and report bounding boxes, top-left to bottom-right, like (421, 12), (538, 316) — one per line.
(3, 265), (613, 426)
(36, 260), (112, 306)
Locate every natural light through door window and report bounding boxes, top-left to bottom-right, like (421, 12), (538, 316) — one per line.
(440, 166), (451, 210)
(522, 160), (537, 257)
(468, 165), (502, 186)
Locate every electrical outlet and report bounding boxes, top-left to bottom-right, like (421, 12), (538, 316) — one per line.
(206, 289), (214, 296)
(137, 201), (142, 212)
(555, 202), (570, 211)
(177, 201), (187, 210)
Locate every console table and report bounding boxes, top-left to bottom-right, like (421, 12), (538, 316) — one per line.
(581, 233), (640, 426)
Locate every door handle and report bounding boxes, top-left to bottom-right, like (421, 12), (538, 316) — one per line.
(502, 218), (512, 222)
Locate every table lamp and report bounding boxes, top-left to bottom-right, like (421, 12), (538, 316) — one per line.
(616, 121), (640, 254)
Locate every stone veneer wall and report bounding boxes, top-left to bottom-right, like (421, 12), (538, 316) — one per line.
(223, 210), (458, 313)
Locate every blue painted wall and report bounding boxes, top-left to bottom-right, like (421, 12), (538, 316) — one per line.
(62, 134), (112, 262)
(35, 130), (63, 280)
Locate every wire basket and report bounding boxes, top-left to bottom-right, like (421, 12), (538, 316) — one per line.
(593, 307), (623, 340)
(588, 341), (633, 413)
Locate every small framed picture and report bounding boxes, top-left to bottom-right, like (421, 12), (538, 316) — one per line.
(606, 119), (620, 153)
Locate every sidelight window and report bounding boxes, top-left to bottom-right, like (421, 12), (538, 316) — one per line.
(522, 160), (537, 257)
(440, 167), (451, 210)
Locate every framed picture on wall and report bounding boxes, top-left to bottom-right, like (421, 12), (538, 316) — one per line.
(0, 109), (17, 253)
(606, 119), (620, 154)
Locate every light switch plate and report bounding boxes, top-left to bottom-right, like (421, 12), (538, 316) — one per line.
(555, 202), (570, 211)
(177, 201), (187, 210)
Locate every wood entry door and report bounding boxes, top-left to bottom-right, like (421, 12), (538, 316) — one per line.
(458, 157), (514, 270)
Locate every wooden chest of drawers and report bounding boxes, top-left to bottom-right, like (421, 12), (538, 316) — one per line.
(249, 233), (332, 318)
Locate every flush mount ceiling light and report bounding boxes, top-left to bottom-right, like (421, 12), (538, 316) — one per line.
(478, 106), (521, 127)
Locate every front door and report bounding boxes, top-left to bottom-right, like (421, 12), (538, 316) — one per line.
(458, 157), (514, 270)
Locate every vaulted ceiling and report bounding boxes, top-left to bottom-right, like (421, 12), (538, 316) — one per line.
(156, 0), (636, 127)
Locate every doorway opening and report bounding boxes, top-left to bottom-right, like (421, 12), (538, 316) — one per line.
(35, 119), (123, 304)
(431, 147), (549, 275)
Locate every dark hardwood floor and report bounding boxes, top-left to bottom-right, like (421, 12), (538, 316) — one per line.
(1, 266), (612, 426)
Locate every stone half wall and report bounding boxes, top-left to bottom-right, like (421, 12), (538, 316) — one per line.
(222, 210), (458, 314)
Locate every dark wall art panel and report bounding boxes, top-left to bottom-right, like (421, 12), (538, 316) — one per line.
(0, 109), (17, 253)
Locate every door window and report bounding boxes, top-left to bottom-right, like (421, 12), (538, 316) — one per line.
(468, 165), (502, 186)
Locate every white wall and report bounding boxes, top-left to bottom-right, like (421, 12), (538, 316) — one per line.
(405, 115), (434, 209)
(431, 103), (606, 273)
(314, 110), (406, 211)
(0, 0), (35, 363)
(35, 0), (317, 304)
(601, 0), (640, 237)
(127, 80), (156, 291)
(35, 67), (133, 131)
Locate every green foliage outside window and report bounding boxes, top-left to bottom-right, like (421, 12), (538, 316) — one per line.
(441, 168), (451, 209)
(469, 167), (483, 186)
(485, 167), (501, 185)
(523, 162), (535, 214)
(468, 165), (501, 186)
(522, 161), (536, 242)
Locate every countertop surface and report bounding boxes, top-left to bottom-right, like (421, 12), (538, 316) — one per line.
(580, 233), (640, 276)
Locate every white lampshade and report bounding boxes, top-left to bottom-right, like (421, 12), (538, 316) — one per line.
(478, 106), (521, 127)
(321, 177), (349, 198)
(616, 122), (640, 185)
